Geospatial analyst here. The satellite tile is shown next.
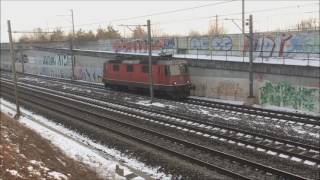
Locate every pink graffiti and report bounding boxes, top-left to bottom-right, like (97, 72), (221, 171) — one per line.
(112, 38), (172, 52)
(279, 33), (292, 57)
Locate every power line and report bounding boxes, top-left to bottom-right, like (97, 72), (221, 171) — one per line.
(26, 1), (236, 31)
(9, 1), (318, 36)
(109, 1), (235, 23)
(12, 31), (57, 34)
(152, 2), (317, 26)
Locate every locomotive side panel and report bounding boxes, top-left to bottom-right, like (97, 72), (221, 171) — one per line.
(102, 59), (191, 98)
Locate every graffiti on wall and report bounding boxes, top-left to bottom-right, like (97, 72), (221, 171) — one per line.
(213, 80), (244, 100)
(190, 37), (209, 49)
(37, 54), (72, 78)
(281, 32), (319, 57)
(255, 35), (276, 57)
(74, 62), (103, 83)
(243, 31), (319, 58)
(260, 81), (319, 112)
(212, 36), (233, 51)
(185, 31), (320, 58)
(68, 30), (319, 58)
(243, 34), (277, 57)
(42, 55), (71, 66)
(112, 38), (175, 53)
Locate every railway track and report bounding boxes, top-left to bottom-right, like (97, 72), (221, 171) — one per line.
(1, 80), (316, 179)
(4, 71), (319, 127)
(185, 97), (320, 126)
(1, 78), (317, 179)
(1, 74), (319, 165)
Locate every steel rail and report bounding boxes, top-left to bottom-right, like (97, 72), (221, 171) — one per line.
(4, 71), (318, 126)
(185, 98), (320, 126)
(2, 77), (318, 152)
(0, 80), (314, 180)
(0, 85), (251, 180)
(10, 83), (320, 164)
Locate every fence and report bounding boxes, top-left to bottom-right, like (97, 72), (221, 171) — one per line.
(172, 48), (320, 66)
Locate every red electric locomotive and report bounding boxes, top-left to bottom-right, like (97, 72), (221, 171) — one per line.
(102, 57), (191, 98)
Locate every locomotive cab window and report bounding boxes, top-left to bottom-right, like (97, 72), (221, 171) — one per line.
(113, 64), (119, 71)
(127, 64), (134, 72)
(142, 65), (149, 73)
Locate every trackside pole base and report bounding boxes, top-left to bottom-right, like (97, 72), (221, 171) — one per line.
(13, 112), (21, 120)
(245, 96), (256, 106)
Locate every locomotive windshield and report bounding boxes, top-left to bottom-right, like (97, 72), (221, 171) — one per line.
(168, 64), (188, 75)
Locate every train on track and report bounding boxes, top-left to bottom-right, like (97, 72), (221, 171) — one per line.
(102, 55), (191, 99)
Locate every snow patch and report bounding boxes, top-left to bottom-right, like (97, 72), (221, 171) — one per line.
(136, 100), (174, 109)
(291, 157), (302, 162)
(304, 160), (316, 166)
(1, 98), (171, 180)
(48, 171), (68, 180)
(279, 154), (289, 158)
(6, 169), (22, 178)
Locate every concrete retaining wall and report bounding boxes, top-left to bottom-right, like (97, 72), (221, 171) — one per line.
(1, 48), (319, 113)
(2, 29), (319, 59)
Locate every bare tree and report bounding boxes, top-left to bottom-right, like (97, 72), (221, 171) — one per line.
(49, 28), (65, 41)
(151, 24), (164, 37)
(132, 25), (147, 38)
(188, 30), (201, 37)
(207, 19), (227, 36)
(96, 25), (121, 39)
(19, 34), (31, 43)
(74, 29), (96, 41)
(295, 18), (319, 30)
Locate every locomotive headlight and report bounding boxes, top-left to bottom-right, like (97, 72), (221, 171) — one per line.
(187, 80), (190, 83)
(173, 82), (177, 85)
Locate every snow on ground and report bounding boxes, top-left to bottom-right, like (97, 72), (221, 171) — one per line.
(74, 48), (320, 67)
(6, 169), (23, 178)
(11, 75), (320, 142)
(136, 100), (175, 109)
(189, 96), (244, 105)
(190, 96), (319, 116)
(47, 171), (69, 180)
(0, 98), (172, 180)
(253, 104), (320, 117)
(174, 54), (320, 67)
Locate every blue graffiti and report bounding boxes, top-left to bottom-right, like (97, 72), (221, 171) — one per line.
(190, 37), (209, 49)
(164, 39), (175, 49)
(212, 36), (233, 51)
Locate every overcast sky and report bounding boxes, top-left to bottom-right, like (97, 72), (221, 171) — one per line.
(1, 0), (319, 42)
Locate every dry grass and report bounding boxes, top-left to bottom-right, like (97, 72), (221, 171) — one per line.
(0, 112), (105, 180)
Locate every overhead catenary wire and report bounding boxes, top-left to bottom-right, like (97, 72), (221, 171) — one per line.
(151, 3), (318, 26)
(12, 1), (236, 32)
(9, 1), (318, 36)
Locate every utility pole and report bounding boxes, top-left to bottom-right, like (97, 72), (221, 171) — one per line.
(70, 9), (75, 80)
(248, 15), (254, 98)
(21, 52), (25, 73)
(7, 20), (20, 118)
(147, 20), (154, 102)
(242, 0), (245, 59)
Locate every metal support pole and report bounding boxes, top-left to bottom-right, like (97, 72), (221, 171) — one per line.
(248, 15), (254, 98)
(21, 51), (25, 73)
(7, 20), (20, 118)
(147, 20), (154, 102)
(70, 9), (75, 80)
(242, 0), (245, 61)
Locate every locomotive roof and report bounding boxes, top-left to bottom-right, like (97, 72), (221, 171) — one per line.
(108, 58), (187, 65)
